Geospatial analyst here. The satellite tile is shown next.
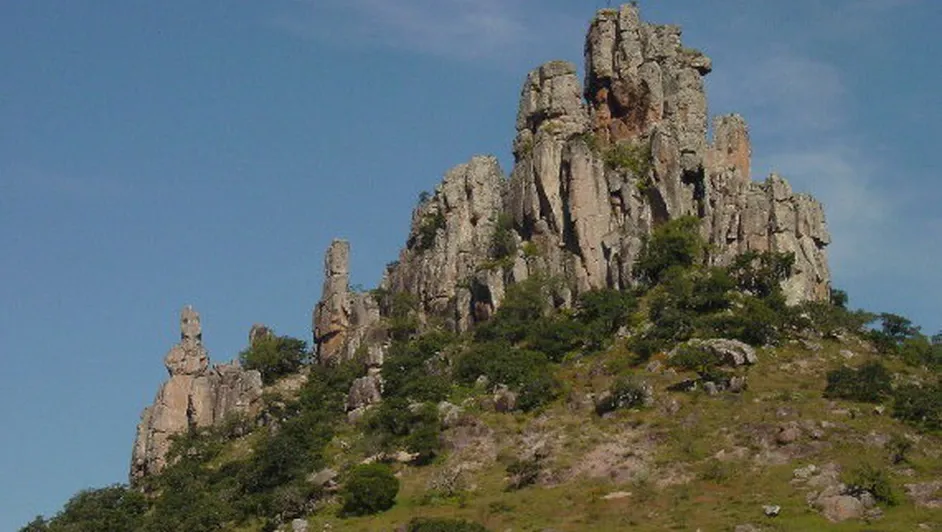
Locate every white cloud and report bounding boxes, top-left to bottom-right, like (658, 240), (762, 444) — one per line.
(709, 51), (846, 134)
(272, 0), (582, 63)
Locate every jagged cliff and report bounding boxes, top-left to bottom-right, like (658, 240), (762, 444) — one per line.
(132, 3), (832, 483)
(320, 3), (830, 345)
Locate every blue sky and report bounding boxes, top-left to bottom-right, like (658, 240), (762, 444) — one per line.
(1, 0), (939, 527)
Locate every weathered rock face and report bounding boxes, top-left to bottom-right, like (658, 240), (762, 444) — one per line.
(385, 3), (829, 323)
(312, 240), (382, 364)
(130, 307), (263, 483)
(385, 156), (508, 331)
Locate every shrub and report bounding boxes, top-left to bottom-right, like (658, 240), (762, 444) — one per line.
(824, 361), (893, 403)
(603, 139), (652, 177)
(416, 210), (446, 252)
(490, 213), (517, 261)
(705, 294), (784, 346)
(408, 517), (490, 532)
(340, 464), (400, 516)
(506, 456), (542, 490)
(239, 334), (310, 384)
(30, 485), (148, 532)
(576, 288), (638, 350)
(382, 332), (455, 403)
(728, 250), (795, 299)
(893, 381), (942, 431)
(366, 399), (442, 464)
(595, 376), (648, 415)
(845, 463), (898, 506)
(454, 344), (559, 411)
(634, 216), (705, 284)
(475, 276), (549, 344)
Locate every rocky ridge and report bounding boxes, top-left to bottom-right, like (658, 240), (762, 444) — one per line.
(316, 3), (830, 352)
(132, 3), (833, 484)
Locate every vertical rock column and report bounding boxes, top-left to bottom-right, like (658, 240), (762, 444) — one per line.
(313, 240), (381, 364)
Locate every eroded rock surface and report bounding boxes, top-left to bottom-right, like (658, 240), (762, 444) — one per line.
(131, 307), (262, 482)
(312, 240), (382, 364)
(382, 3), (830, 327)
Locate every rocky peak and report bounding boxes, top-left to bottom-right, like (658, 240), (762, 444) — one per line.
(584, 3), (710, 157)
(163, 305), (209, 376)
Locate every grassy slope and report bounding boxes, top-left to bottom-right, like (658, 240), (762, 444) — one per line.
(243, 336), (942, 531)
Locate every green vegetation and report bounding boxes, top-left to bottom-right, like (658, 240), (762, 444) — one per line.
(845, 462), (900, 506)
(340, 464), (400, 516)
(407, 517), (490, 532)
(239, 333), (310, 384)
(824, 361), (893, 403)
(28, 212), (942, 531)
(893, 381), (942, 431)
(22, 485), (147, 532)
(634, 216), (705, 285)
(602, 139), (653, 180)
(416, 209), (446, 252)
(489, 213), (517, 264)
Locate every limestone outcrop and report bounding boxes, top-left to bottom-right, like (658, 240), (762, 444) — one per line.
(312, 240), (382, 364)
(130, 307), (263, 482)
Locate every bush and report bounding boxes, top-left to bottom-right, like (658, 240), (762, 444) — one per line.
(595, 376), (648, 415)
(416, 210), (446, 252)
(366, 399), (442, 464)
(824, 361), (893, 403)
(28, 485), (148, 532)
(576, 288), (638, 350)
(382, 332), (454, 403)
(490, 213), (517, 261)
(728, 250), (794, 299)
(845, 463), (899, 506)
(454, 343), (559, 411)
(408, 517), (490, 532)
(340, 464), (400, 516)
(602, 139), (652, 177)
(634, 216), (705, 284)
(893, 381), (942, 431)
(239, 334), (310, 384)
(506, 456), (542, 490)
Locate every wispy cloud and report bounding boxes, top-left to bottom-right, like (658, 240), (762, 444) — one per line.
(271, 0), (582, 63)
(710, 51), (847, 135)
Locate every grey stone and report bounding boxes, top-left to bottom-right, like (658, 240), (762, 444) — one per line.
(131, 307), (263, 482)
(762, 504), (781, 517)
(493, 385), (518, 413)
(313, 240), (382, 364)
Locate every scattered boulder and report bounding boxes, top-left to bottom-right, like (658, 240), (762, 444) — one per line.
(493, 385), (518, 413)
(905, 481), (942, 508)
(762, 504), (781, 517)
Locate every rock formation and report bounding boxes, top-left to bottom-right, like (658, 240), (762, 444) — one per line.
(384, 3), (830, 321)
(312, 240), (382, 364)
(385, 156), (508, 331)
(130, 306), (263, 482)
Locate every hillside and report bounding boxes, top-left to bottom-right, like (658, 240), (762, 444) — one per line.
(23, 4), (941, 532)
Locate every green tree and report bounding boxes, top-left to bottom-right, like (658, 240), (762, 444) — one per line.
(824, 361), (893, 403)
(341, 464), (400, 516)
(239, 334), (310, 383)
(634, 216), (705, 284)
(28, 485), (148, 532)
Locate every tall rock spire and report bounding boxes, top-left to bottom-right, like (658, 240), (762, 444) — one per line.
(313, 239), (382, 364)
(130, 307), (262, 483)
